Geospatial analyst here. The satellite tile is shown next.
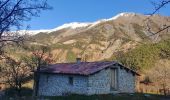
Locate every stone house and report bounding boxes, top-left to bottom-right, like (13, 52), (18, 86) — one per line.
(36, 59), (140, 96)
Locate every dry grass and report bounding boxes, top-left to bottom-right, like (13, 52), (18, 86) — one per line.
(3, 93), (169, 100)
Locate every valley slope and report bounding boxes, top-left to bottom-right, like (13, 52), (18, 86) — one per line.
(28, 13), (170, 63)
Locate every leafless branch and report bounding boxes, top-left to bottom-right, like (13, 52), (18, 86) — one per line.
(144, 0), (170, 38)
(150, 0), (170, 15)
(148, 25), (170, 37)
(0, 0), (51, 56)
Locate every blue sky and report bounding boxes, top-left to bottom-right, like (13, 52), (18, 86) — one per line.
(24, 0), (170, 30)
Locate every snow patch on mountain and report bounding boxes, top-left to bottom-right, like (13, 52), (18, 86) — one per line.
(107, 12), (136, 20)
(88, 12), (136, 28)
(53, 22), (91, 31)
(21, 12), (138, 35)
(21, 22), (92, 35)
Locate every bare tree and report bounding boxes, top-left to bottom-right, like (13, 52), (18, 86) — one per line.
(147, 60), (170, 96)
(0, 0), (51, 57)
(22, 45), (53, 96)
(0, 0), (51, 97)
(0, 56), (31, 96)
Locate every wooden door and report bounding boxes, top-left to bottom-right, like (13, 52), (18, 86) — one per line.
(111, 69), (117, 90)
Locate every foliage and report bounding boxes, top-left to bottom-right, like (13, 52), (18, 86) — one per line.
(116, 39), (170, 71)
(22, 45), (53, 70)
(23, 45), (53, 96)
(66, 50), (76, 62)
(157, 40), (170, 59)
(116, 44), (159, 70)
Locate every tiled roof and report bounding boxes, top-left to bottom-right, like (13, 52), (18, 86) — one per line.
(38, 61), (140, 76)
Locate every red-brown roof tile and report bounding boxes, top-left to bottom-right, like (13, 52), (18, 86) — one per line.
(38, 61), (139, 76)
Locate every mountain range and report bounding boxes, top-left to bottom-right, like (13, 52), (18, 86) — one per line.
(25, 12), (170, 62)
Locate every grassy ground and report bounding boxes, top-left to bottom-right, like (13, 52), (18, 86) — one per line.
(42, 94), (169, 100)
(3, 93), (169, 100)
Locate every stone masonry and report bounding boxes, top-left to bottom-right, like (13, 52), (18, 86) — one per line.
(38, 65), (137, 96)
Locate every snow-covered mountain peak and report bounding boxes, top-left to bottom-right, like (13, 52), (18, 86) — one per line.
(19, 22), (91, 35)
(88, 12), (137, 28)
(118, 12), (136, 17)
(21, 12), (140, 35)
(106, 12), (137, 21)
(52, 22), (91, 31)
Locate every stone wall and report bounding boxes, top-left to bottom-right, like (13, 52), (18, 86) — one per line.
(87, 66), (136, 94)
(118, 67), (136, 93)
(38, 74), (88, 96)
(38, 65), (137, 96)
(87, 69), (111, 95)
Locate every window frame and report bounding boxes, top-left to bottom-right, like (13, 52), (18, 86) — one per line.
(68, 76), (73, 85)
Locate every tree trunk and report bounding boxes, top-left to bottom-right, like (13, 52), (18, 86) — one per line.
(18, 82), (22, 97)
(34, 60), (41, 97)
(163, 83), (167, 96)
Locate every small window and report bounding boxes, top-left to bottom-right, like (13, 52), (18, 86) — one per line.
(69, 77), (73, 85)
(46, 75), (49, 83)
